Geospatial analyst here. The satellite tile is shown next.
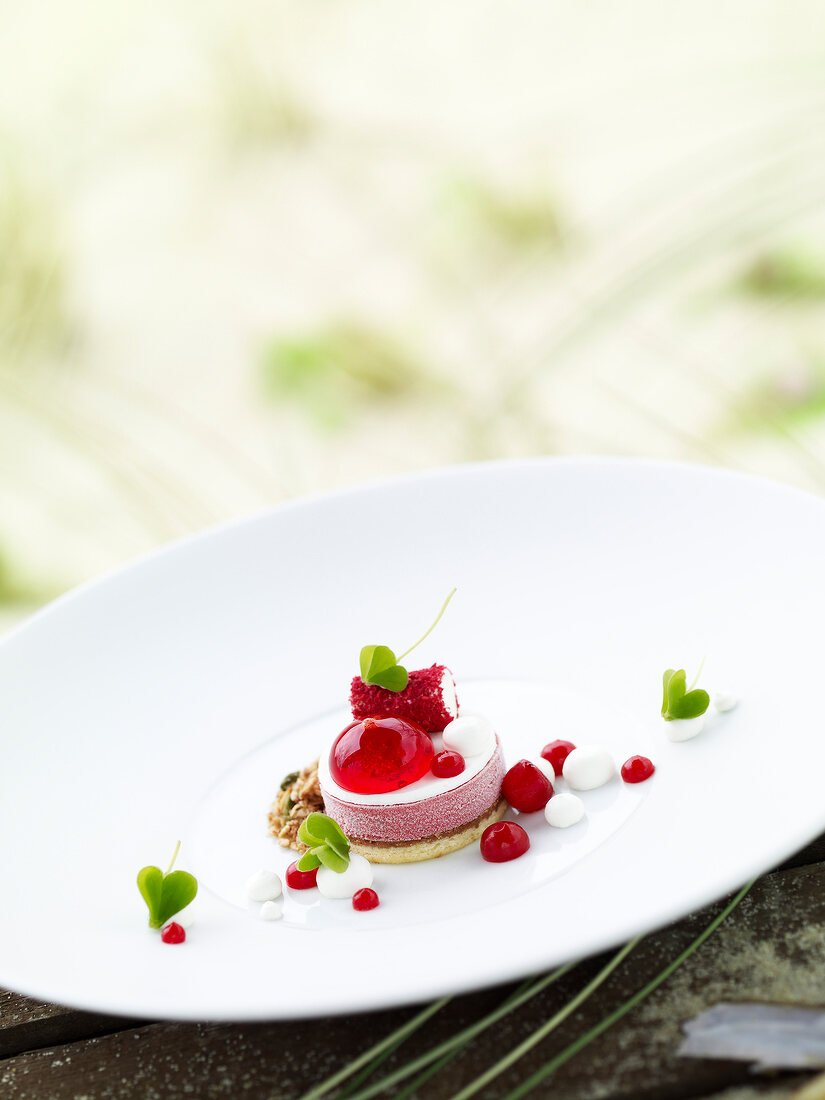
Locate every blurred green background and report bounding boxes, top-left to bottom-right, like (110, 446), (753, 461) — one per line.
(2, 0), (825, 633)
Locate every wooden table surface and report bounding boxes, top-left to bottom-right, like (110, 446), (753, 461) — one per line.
(3, 834), (825, 1100)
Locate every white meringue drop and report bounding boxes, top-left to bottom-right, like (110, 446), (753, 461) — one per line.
(562, 745), (616, 790)
(442, 714), (495, 757)
(317, 853), (373, 900)
(545, 792), (585, 828)
(246, 869), (283, 902)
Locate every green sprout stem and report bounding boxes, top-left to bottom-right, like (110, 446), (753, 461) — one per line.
(165, 840), (181, 876)
(396, 588), (457, 663)
(688, 655), (706, 692)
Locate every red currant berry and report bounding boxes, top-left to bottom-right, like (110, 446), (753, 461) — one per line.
(286, 860), (318, 890)
(541, 740), (576, 774)
(330, 716), (434, 794)
(431, 749), (465, 778)
(160, 922), (186, 945)
(480, 821), (530, 863)
(621, 756), (655, 784)
(501, 760), (552, 812)
(352, 888), (380, 911)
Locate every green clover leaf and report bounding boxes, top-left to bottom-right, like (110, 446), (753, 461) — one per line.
(137, 842), (198, 929)
(297, 813), (351, 874)
(357, 589), (456, 693)
(359, 645), (409, 692)
(661, 664), (710, 721)
(296, 847), (322, 872)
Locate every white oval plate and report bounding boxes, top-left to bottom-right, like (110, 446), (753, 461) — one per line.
(1, 458), (823, 1021)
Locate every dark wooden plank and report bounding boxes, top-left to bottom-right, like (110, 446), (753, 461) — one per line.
(693, 1084), (815, 1100)
(0, 989), (140, 1060)
(1, 861), (824, 1099)
(776, 829), (825, 872)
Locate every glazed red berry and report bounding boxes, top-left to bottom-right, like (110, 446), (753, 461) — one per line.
(286, 860), (318, 890)
(330, 716), (435, 794)
(541, 740), (576, 774)
(480, 821), (530, 863)
(621, 756), (655, 784)
(501, 760), (553, 812)
(431, 749), (465, 779)
(160, 921), (186, 944)
(352, 888), (380, 911)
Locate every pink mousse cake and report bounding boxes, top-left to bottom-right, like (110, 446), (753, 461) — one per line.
(317, 726), (507, 864)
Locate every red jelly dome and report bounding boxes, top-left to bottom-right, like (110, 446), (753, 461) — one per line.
(330, 716), (435, 795)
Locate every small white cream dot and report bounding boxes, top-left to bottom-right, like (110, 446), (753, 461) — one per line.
(714, 691), (739, 713)
(532, 757), (555, 783)
(545, 793), (585, 828)
(246, 870), (282, 902)
(664, 716), (705, 742)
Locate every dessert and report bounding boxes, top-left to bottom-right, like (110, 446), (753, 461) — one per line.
(318, 713), (507, 864)
(269, 593), (508, 865)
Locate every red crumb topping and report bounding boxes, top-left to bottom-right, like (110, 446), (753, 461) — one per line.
(350, 664), (458, 732)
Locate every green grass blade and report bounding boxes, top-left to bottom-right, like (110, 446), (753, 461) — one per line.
(298, 996), (451, 1100)
(391, 1048), (458, 1100)
(335, 1035), (412, 1100)
(345, 963), (574, 1100)
(389, 977), (539, 1100)
(499, 878), (756, 1100)
(449, 939), (639, 1100)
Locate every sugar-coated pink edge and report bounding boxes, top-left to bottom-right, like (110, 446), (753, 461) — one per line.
(320, 740), (506, 843)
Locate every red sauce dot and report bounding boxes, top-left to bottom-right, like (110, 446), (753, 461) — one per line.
(502, 760), (552, 813)
(286, 861), (318, 890)
(480, 821), (530, 863)
(621, 755), (655, 784)
(431, 749), (465, 778)
(541, 740), (576, 774)
(160, 922), (186, 944)
(353, 888), (380, 911)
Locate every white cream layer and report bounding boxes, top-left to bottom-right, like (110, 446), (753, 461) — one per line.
(318, 718), (497, 807)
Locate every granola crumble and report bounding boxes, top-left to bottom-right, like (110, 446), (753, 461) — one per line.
(267, 759), (324, 851)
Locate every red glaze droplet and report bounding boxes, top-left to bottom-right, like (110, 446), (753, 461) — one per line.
(161, 921), (186, 944)
(352, 888), (380, 911)
(431, 749), (465, 779)
(480, 821), (530, 863)
(541, 740), (576, 774)
(330, 716), (434, 794)
(621, 755), (655, 784)
(502, 760), (553, 812)
(286, 861), (318, 890)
